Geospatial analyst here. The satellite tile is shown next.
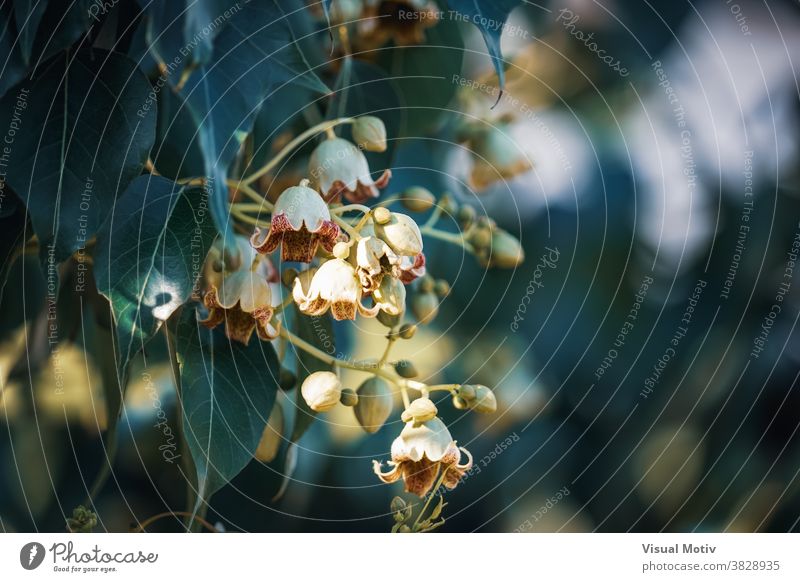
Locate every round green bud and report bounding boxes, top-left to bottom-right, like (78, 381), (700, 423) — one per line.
(278, 368), (297, 391)
(377, 309), (402, 328)
(354, 376), (394, 433)
(399, 323), (417, 339)
(410, 291), (439, 324)
(439, 193), (458, 215)
(458, 205), (477, 226)
(339, 388), (359, 407)
(401, 186), (436, 213)
(372, 206), (392, 225)
(394, 359), (418, 378)
(468, 225), (493, 250)
(434, 279), (451, 297)
(452, 395), (468, 410)
(332, 241), (350, 259)
(472, 385), (497, 414)
(487, 229), (525, 269)
(458, 384), (477, 400)
(418, 275), (435, 293)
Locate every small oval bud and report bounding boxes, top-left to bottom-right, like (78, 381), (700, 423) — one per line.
(472, 385), (497, 414)
(377, 309), (402, 328)
(255, 403), (284, 462)
(401, 186), (435, 212)
(434, 279), (450, 297)
(352, 116), (387, 152)
(354, 377), (394, 433)
(458, 205), (476, 226)
(488, 229), (525, 269)
(400, 397), (438, 424)
(410, 291), (439, 324)
(332, 241), (350, 259)
(418, 275), (435, 293)
(394, 359), (418, 378)
(278, 368), (297, 391)
(399, 323), (417, 339)
(391, 496), (412, 522)
(458, 384), (476, 400)
(439, 193), (458, 215)
(372, 206), (392, 225)
(375, 212), (423, 256)
(468, 225), (493, 250)
(339, 387), (359, 407)
(301, 371), (342, 412)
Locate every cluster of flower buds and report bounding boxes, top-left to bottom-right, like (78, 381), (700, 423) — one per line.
(466, 216), (525, 269)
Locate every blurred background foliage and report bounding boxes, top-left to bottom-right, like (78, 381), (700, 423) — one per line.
(1, 0), (800, 532)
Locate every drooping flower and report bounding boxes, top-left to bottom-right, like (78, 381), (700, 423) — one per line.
(308, 137), (391, 203)
(250, 180), (340, 263)
(373, 416), (472, 497)
(355, 236), (399, 292)
(200, 270), (279, 344)
(373, 212), (423, 256)
(292, 258), (379, 320)
(358, 0), (440, 48)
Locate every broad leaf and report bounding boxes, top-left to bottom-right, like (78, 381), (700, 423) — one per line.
(94, 175), (217, 378)
(176, 307), (280, 500)
(30, 0), (95, 64)
(0, 4), (30, 98)
(0, 50), (156, 265)
(13, 0), (48, 65)
(143, 0), (328, 243)
(446, 0), (521, 99)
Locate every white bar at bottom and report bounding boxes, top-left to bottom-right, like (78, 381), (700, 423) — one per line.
(0, 533), (796, 581)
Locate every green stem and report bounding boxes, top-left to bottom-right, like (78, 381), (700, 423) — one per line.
(411, 467), (448, 531)
(420, 225), (474, 253)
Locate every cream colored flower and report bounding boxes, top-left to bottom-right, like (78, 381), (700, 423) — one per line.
(250, 180), (340, 263)
(200, 270), (279, 344)
(292, 258), (378, 320)
(355, 236), (398, 292)
(373, 417), (472, 497)
(352, 116), (387, 152)
(374, 212), (423, 256)
(309, 137), (391, 203)
(301, 371), (342, 412)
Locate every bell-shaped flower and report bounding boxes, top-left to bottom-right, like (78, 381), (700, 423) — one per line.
(250, 180), (340, 263)
(292, 258), (379, 320)
(308, 137), (391, 203)
(355, 236), (399, 292)
(200, 270), (279, 344)
(372, 417), (472, 497)
(459, 116), (532, 191)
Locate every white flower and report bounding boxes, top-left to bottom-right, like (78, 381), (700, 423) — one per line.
(373, 417), (472, 497)
(251, 180), (340, 263)
(374, 212), (423, 256)
(292, 258), (378, 320)
(200, 270), (279, 344)
(355, 235), (399, 291)
(309, 137), (391, 203)
(301, 371), (342, 412)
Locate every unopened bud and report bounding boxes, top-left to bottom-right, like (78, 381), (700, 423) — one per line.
(472, 385), (497, 414)
(301, 371), (342, 412)
(255, 402), (284, 462)
(354, 377), (394, 433)
(352, 116), (387, 152)
(439, 193), (458, 215)
(488, 229), (524, 268)
(373, 206), (392, 225)
(375, 212), (423, 256)
(399, 323), (417, 339)
(410, 291), (439, 324)
(377, 309), (402, 328)
(401, 186), (435, 212)
(434, 279), (450, 297)
(418, 275), (435, 293)
(452, 395), (468, 410)
(391, 496), (412, 522)
(401, 397), (437, 424)
(458, 205), (476, 226)
(332, 241), (350, 259)
(468, 225), (493, 250)
(339, 388), (359, 407)
(394, 359), (418, 378)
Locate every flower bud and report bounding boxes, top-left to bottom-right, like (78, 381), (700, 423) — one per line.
(418, 275), (435, 293)
(332, 241), (350, 259)
(340, 388), (359, 407)
(67, 506), (97, 533)
(391, 496), (412, 522)
(399, 323), (417, 339)
(255, 402), (284, 462)
(472, 385), (497, 414)
(434, 279), (450, 297)
(281, 267), (299, 287)
(452, 395), (468, 410)
(467, 225), (493, 250)
(354, 376), (394, 433)
(410, 291), (439, 324)
(400, 397), (437, 424)
(301, 371), (342, 412)
(401, 186), (435, 212)
(394, 359), (418, 378)
(377, 309), (402, 328)
(457, 384), (476, 400)
(278, 368), (297, 391)
(488, 229), (524, 269)
(458, 205), (476, 227)
(372, 206), (392, 225)
(375, 212), (423, 256)
(352, 116), (387, 152)
(439, 193), (458, 215)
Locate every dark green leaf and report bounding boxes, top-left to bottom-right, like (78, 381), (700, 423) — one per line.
(152, 87), (206, 180)
(446, 0), (521, 98)
(290, 306), (335, 442)
(0, 4), (29, 99)
(94, 175), (216, 378)
(0, 50), (156, 265)
(143, 0), (328, 243)
(176, 307), (280, 499)
(13, 0), (48, 64)
(379, 18), (464, 135)
(30, 0), (95, 63)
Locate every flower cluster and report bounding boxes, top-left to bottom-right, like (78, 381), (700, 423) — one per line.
(199, 115), (525, 531)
